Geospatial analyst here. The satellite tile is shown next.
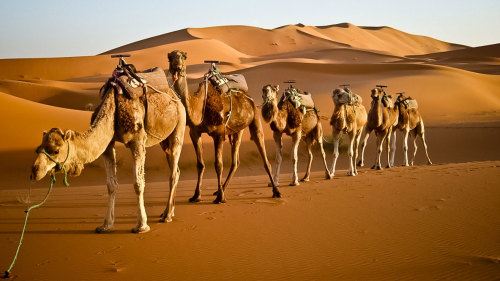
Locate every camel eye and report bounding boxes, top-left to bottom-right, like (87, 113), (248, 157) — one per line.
(54, 150), (59, 155)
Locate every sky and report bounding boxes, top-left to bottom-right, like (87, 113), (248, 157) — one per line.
(0, 0), (499, 59)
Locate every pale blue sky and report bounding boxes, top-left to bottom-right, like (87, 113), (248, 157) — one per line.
(0, 0), (498, 58)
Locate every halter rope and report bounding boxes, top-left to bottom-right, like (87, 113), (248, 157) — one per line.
(4, 141), (70, 278)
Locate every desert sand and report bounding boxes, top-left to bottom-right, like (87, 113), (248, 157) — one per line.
(0, 23), (499, 280)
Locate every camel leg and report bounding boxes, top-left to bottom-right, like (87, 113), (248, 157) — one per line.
(419, 121), (432, 165)
(390, 130), (397, 167)
(213, 135), (226, 204)
(385, 129), (392, 168)
(189, 130), (204, 203)
(316, 124), (331, 179)
(269, 131), (283, 187)
(353, 128), (363, 175)
(301, 135), (313, 182)
(329, 129), (341, 178)
(373, 132), (385, 170)
(159, 126), (184, 223)
(347, 130), (356, 176)
(402, 129), (410, 166)
(421, 132), (432, 165)
(96, 141), (118, 233)
(290, 131), (301, 186)
(249, 118), (281, 198)
(222, 131), (244, 191)
(130, 138), (150, 233)
(358, 128), (371, 167)
(411, 131), (418, 166)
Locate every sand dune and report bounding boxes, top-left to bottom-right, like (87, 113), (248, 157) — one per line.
(0, 92), (90, 151)
(0, 22), (499, 281)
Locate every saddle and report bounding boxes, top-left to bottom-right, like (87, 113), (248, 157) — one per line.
(207, 66), (248, 94)
(115, 66), (170, 99)
(100, 63), (178, 140)
(284, 87), (316, 114)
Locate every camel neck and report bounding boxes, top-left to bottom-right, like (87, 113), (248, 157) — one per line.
(171, 70), (188, 99)
(264, 100), (287, 131)
(71, 91), (116, 164)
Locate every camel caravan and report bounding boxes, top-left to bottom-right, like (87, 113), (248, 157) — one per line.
(30, 51), (431, 233)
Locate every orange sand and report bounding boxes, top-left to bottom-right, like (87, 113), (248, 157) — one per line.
(0, 23), (499, 280)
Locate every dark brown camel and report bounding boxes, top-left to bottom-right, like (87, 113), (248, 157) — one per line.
(167, 50), (280, 203)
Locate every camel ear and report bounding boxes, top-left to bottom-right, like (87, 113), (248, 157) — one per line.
(181, 51), (187, 59)
(275, 85), (279, 92)
(167, 51), (173, 61)
(63, 130), (74, 141)
(43, 130), (48, 137)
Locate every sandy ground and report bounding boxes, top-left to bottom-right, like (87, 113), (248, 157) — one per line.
(0, 23), (499, 280)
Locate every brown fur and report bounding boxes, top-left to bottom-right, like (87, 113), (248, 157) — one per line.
(194, 81), (224, 125)
(168, 50), (281, 202)
(280, 97), (302, 129)
(32, 65), (187, 232)
(261, 84), (331, 185)
(358, 88), (399, 169)
(392, 93), (432, 166)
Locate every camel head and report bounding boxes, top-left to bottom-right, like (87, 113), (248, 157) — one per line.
(332, 88), (351, 105)
(262, 84), (279, 105)
(31, 128), (79, 182)
(168, 50), (187, 79)
(371, 88), (394, 107)
(371, 87), (384, 100)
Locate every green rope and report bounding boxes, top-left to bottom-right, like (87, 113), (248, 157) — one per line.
(4, 142), (70, 279)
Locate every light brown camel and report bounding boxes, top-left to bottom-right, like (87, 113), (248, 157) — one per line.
(167, 50), (280, 203)
(390, 93), (432, 166)
(31, 62), (186, 233)
(261, 84), (330, 186)
(357, 87), (399, 170)
(330, 88), (367, 176)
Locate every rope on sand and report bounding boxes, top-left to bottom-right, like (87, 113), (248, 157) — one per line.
(3, 143), (70, 279)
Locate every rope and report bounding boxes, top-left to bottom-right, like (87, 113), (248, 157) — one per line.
(4, 142), (71, 278)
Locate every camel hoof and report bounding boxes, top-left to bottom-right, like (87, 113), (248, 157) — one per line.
(347, 172), (355, 176)
(357, 161), (364, 167)
(427, 161), (433, 165)
(268, 182), (280, 187)
(325, 173), (332, 180)
(95, 226), (114, 234)
(300, 177), (310, 182)
(289, 182), (300, 186)
(375, 166), (383, 170)
(159, 212), (173, 223)
(386, 165), (391, 169)
(189, 196), (201, 203)
(272, 191), (282, 198)
(131, 225), (150, 234)
(213, 198), (227, 204)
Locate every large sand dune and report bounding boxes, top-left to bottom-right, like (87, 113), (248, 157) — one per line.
(0, 23), (499, 281)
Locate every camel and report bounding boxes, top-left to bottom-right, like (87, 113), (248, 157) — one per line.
(390, 93), (432, 166)
(329, 87), (367, 177)
(357, 87), (399, 170)
(31, 60), (186, 233)
(167, 50), (280, 203)
(261, 84), (330, 186)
